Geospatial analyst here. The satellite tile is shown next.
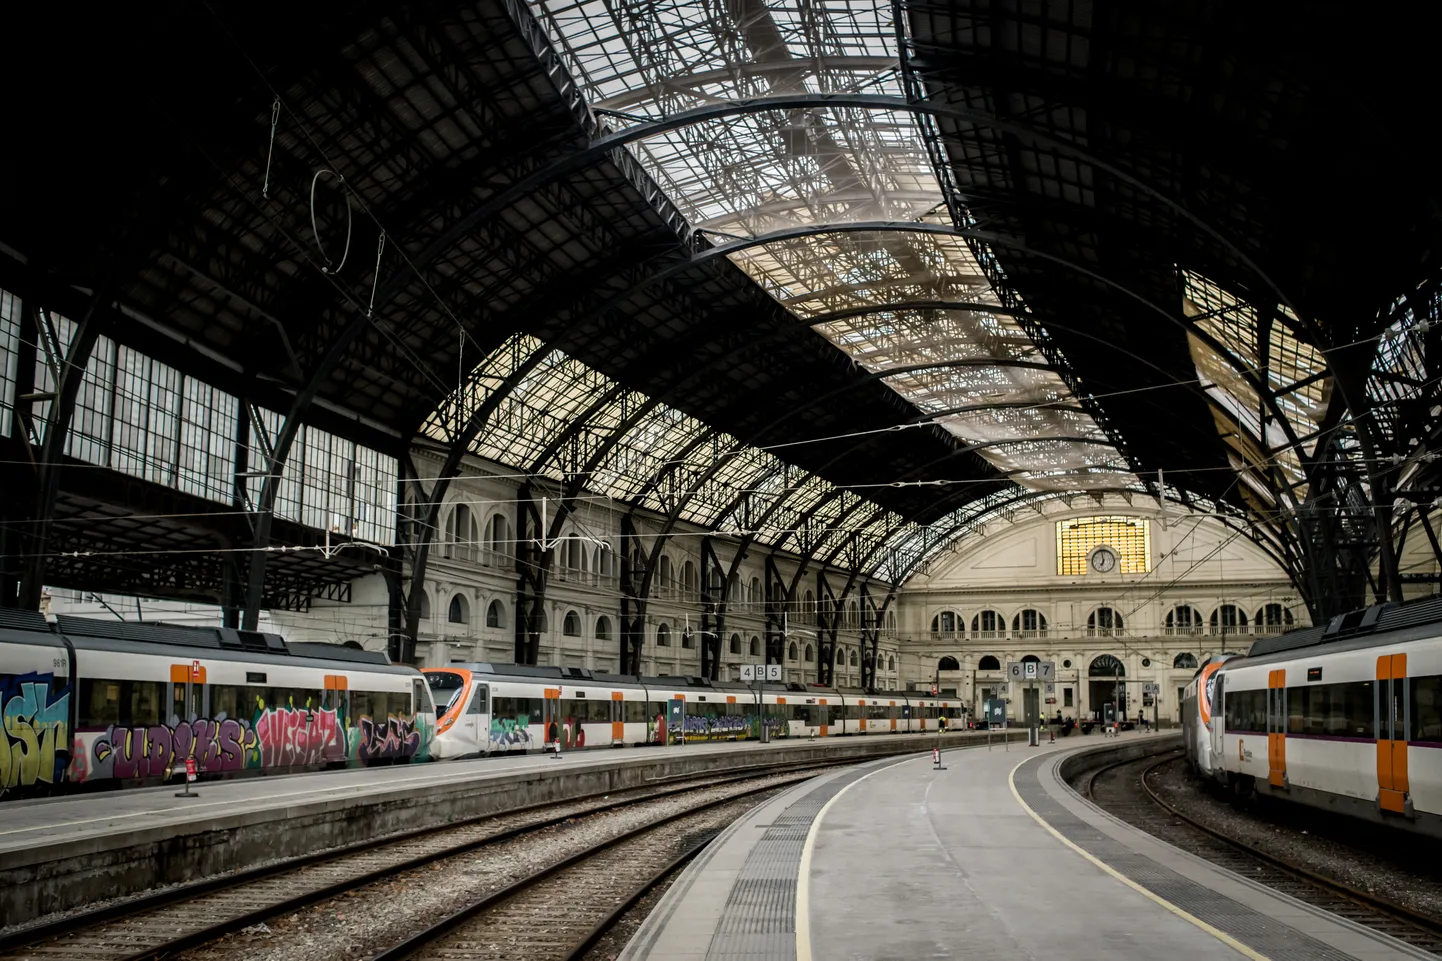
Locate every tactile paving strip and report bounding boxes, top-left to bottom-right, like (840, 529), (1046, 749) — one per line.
(704, 763), (885, 961)
(1014, 755), (1365, 961)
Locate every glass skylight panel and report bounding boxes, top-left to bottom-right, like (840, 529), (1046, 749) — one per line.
(524, 0), (1137, 520)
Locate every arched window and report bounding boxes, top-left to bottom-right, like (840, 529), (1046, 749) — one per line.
(849, 648), (859, 667)
(681, 630), (695, 649)
(417, 592), (432, 620)
(977, 654), (1001, 671)
(596, 616), (612, 642)
(656, 623), (671, 646)
(486, 599), (504, 629)
(597, 544), (613, 579)
(930, 611), (958, 636)
(1021, 654), (1040, 664)
(445, 504), (477, 562)
(486, 513), (511, 566)
(1173, 652), (1198, 669)
(1088, 607), (1123, 636)
(750, 636), (761, 656)
(938, 656), (960, 671)
(563, 610), (581, 637)
(1166, 605), (1203, 634)
(886, 610), (896, 633)
(1089, 654), (1125, 677)
(1254, 603), (1294, 631)
(657, 555), (674, 597)
(448, 593), (469, 625)
(804, 590), (816, 623)
(681, 560), (698, 599)
(788, 642), (798, 661)
(729, 633), (742, 654)
(1011, 609), (1047, 637)
(749, 576), (761, 608)
(804, 644), (814, 662)
(1211, 604), (1246, 635)
(971, 610), (1003, 639)
(728, 572), (741, 603)
(846, 600), (859, 629)
(887, 655), (896, 671)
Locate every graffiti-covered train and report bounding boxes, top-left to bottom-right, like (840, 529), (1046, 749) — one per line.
(424, 662), (968, 758)
(1181, 597), (1442, 838)
(0, 609), (436, 797)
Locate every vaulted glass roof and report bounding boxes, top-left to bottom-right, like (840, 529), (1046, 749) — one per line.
(528, 0), (1131, 495)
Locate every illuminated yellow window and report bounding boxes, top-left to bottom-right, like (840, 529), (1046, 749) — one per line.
(1056, 516), (1151, 575)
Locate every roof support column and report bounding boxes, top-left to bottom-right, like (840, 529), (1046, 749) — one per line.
(815, 570), (838, 688)
(763, 554), (790, 666)
(515, 483), (546, 665)
(619, 513), (647, 675)
(17, 291), (109, 610)
(858, 582), (880, 694)
(698, 537), (725, 681)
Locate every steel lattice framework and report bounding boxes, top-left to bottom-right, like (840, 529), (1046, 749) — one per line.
(1, 0), (1439, 664)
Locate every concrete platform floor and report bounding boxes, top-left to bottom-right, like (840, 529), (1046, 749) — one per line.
(621, 734), (1435, 961)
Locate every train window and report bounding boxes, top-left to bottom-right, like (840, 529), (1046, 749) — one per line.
(1223, 688), (1266, 733)
(1411, 676), (1442, 742)
(492, 696), (544, 727)
(1284, 682), (1374, 738)
(624, 700), (649, 723)
(78, 678), (121, 727)
(467, 684), (488, 715)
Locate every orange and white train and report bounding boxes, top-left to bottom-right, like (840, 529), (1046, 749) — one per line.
(423, 662), (966, 758)
(1182, 597), (1442, 837)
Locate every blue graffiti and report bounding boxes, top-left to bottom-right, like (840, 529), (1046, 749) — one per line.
(2, 672), (71, 792)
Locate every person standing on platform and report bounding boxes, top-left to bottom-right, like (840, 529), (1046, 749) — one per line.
(938, 713), (948, 734)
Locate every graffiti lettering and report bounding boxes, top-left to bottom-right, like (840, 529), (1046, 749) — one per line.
(358, 715), (421, 763)
(255, 708), (344, 768)
(1, 673), (71, 792)
(92, 718), (253, 780)
(489, 715), (533, 749)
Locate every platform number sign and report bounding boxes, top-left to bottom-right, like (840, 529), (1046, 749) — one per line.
(740, 664), (756, 681)
(741, 664), (782, 682)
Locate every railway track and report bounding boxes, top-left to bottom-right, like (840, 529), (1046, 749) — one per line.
(367, 789), (754, 961)
(1082, 749), (1442, 955)
(0, 758), (840, 961)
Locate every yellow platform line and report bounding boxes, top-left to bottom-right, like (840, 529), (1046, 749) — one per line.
(1008, 756), (1269, 961)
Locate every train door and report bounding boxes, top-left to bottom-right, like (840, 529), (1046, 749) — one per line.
(169, 663), (204, 722)
(818, 698), (829, 737)
(1266, 669), (1287, 788)
(460, 682), (487, 755)
(1210, 672), (1225, 763)
(1377, 654), (1410, 814)
(543, 687), (561, 751)
(611, 692), (625, 746)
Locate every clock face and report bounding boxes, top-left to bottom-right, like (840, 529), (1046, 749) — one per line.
(1089, 547), (1118, 574)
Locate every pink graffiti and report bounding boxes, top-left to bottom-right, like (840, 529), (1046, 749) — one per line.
(358, 715), (420, 764)
(255, 707), (343, 768)
(93, 718), (248, 779)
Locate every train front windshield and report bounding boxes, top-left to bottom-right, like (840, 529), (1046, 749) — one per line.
(426, 670), (468, 719)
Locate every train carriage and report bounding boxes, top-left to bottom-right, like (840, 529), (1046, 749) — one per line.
(1, 611), (436, 798)
(1186, 598), (1442, 838)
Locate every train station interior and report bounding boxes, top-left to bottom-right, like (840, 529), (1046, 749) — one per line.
(2, 2), (1440, 960)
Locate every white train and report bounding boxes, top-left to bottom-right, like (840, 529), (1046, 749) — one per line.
(1182, 597), (1442, 837)
(0, 610), (436, 797)
(424, 662), (969, 758)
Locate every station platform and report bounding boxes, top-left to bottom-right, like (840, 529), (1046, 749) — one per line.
(0, 729), (1012, 930)
(621, 734), (1433, 961)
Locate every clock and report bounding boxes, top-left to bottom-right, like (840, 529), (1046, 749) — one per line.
(1089, 547), (1118, 574)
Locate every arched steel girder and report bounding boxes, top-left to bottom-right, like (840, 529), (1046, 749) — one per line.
(503, 216), (1317, 548)
(400, 343), (559, 642)
(405, 93), (1313, 345)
